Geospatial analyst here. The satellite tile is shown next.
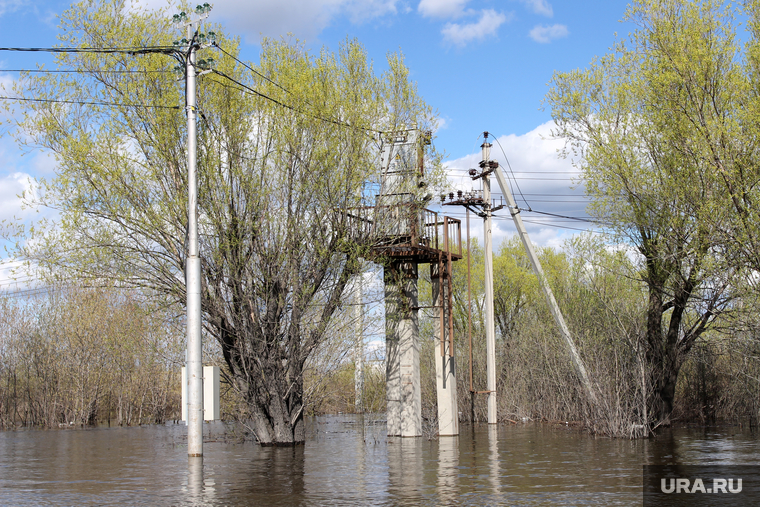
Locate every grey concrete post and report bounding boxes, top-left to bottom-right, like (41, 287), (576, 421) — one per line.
(385, 261), (421, 437)
(185, 24), (203, 457)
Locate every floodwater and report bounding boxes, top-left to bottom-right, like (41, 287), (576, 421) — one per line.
(1, 415), (759, 506)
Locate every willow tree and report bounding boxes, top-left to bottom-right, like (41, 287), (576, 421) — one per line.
(9, 0), (438, 444)
(546, 0), (757, 429)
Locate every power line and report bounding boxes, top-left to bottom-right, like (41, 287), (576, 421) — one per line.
(0, 68), (170, 74)
(519, 218), (610, 235)
(517, 208), (603, 225)
(0, 95), (180, 110)
(209, 69), (382, 135)
(0, 46), (177, 55)
(213, 43), (292, 96)
(492, 134), (531, 210)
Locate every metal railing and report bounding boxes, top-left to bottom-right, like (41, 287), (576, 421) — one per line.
(346, 203), (461, 258)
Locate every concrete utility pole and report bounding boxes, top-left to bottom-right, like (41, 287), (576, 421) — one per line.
(177, 3), (211, 458)
(481, 138), (498, 425)
(385, 261), (421, 437)
(491, 161), (597, 403)
(441, 136), (499, 425)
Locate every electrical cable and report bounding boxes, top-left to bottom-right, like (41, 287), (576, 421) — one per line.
(0, 68), (170, 74)
(209, 69), (382, 135)
(213, 43), (292, 96)
(0, 46), (178, 55)
(0, 95), (180, 109)
(492, 134), (532, 211)
(515, 208), (605, 225)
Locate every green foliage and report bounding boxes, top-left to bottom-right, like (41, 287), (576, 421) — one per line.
(0, 286), (182, 428)
(545, 0), (757, 427)
(6, 0), (440, 443)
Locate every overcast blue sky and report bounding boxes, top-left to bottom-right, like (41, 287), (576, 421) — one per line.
(0, 0), (634, 286)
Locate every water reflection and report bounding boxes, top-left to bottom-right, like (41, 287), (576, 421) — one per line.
(2, 417), (760, 506)
(387, 437), (424, 505)
(186, 457), (204, 503)
(488, 424), (500, 498)
(437, 436), (459, 504)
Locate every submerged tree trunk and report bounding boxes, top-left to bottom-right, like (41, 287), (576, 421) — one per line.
(209, 248), (360, 445)
(641, 244), (721, 430)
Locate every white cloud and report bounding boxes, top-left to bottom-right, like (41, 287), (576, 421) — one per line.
(529, 23), (569, 43)
(0, 257), (32, 292)
(345, 0), (400, 23)
(435, 116), (450, 131)
(442, 121), (592, 248)
(521, 0), (553, 17)
(441, 9), (510, 47)
(131, 0), (400, 42)
(0, 72), (13, 91)
(0, 0), (24, 17)
(418, 0), (471, 19)
(0, 172), (37, 223)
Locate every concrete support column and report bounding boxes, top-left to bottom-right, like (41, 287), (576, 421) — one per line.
(431, 261), (459, 436)
(385, 261), (421, 437)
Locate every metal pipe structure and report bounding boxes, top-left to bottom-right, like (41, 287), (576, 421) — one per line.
(354, 262), (364, 414)
(482, 139), (497, 425)
(185, 19), (203, 458)
(467, 209), (475, 423)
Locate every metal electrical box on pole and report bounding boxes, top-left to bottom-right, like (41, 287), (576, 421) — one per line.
(182, 365), (220, 421)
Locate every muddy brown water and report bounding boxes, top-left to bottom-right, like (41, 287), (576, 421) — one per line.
(1, 415), (759, 505)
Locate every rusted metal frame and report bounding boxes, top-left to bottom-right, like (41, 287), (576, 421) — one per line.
(442, 216), (455, 358)
(467, 209), (473, 394)
(434, 211), (439, 250)
(456, 216), (463, 257)
(410, 201), (419, 248)
(447, 248), (454, 358)
(438, 250), (445, 358)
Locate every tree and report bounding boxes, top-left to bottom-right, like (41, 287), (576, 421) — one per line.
(546, 0), (751, 428)
(9, 0), (439, 444)
(0, 285), (181, 428)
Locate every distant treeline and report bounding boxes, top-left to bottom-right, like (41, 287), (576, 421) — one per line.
(0, 286), (183, 428)
(4, 235), (760, 436)
(311, 235), (760, 438)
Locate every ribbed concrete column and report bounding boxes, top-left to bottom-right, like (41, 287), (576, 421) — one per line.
(431, 262), (458, 436)
(385, 261), (421, 437)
